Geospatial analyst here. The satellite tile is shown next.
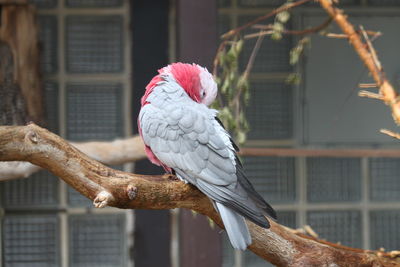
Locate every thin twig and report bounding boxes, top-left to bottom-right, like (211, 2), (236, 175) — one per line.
(325, 33), (348, 39)
(380, 129), (400, 140)
(221, 0), (312, 40)
(303, 225), (319, 239)
(245, 17), (332, 39)
(212, 40), (228, 77)
(358, 90), (383, 100)
(231, 30), (265, 109)
(359, 83), (378, 88)
(360, 25), (382, 72)
(325, 30), (381, 39)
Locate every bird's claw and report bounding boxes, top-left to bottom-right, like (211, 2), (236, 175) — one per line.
(165, 173), (179, 181)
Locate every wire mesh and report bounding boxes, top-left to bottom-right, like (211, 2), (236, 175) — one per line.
(44, 81), (59, 134)
(221, 233), (235, 267)
(238, 16), (292, 73)
(65, 15), (123, 73)
(218, 15), (231, 36)
(66, 83), (123, 141)
(38, 15), (58, 74)
(29, 0), (57, 8)
(218, 0), (231, 8)
(276, 211), (297, 228)
(370, 210), (400, 251)
(307, 157), (361, 202)
(245, 81), (293, 140)
(66, 0), (122, 7)
(367, 0), (400, 5)
(238, 0), (286, 7)
(243, 156), (296, 203)
(307, 210), (362, 247)
(2, 215), (59, 266)
(2, 170), (59, 208)
(69, 214), (126, 267)
(67, 186), (92, 207)
(369, 158), (400, 201)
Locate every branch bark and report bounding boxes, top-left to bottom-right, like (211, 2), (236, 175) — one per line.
(0, 135), (146, 181)
(1, 124), (399, 266)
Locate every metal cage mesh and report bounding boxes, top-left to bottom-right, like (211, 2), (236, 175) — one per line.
(38, 15), (58, 74)
(238, 16), (292, 73)
(218, 0), (231, 7)
(307, 157), (361, 202)
(65, 15), (123, 73)
(246, 81), (293, 140)
(67, 187), (92, 207)
(66, 0), (122, 7)
(243, 156), (296, 203)
(370, 210), (400, 251)
(238, 0), (286, 7)
(2, 170), (59, 208)
(221, 233), (235, 267)
(66, 83), (123, 141)
(29, 0), (57, 8)
(369, 158), (400, 201)
(307, 210), (362, 247)
(367, 0), (400, 5)
(69, 214), (126, 267)
(2, 215), (59, 266)
(218, 14), (231, 36)
(44, 81), (59, 134)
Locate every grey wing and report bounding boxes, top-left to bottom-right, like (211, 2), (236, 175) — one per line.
(140, 102), (236, 186)
(140, 102), (271, 227)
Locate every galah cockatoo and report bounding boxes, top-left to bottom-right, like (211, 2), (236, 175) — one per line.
(138, 62), (276, 250)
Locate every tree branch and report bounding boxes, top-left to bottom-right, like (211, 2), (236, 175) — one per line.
(0, 123), (399, 266)
(318, 0), (400, 125)
(0, 135), (146, 181)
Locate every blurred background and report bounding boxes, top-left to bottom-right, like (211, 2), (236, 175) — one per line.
(1, 0), (400, 266)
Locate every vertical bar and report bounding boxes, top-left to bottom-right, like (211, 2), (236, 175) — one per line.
(176, 0), (218, 68)
(57, 1), (68, 266)
(361, 157), (370, 249)
(176, 0), (221, 266)
(298, 156), (307, 227)
(131, 1), (172, 266)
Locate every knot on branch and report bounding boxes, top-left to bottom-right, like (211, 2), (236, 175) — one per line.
(93, 190), (113, 208)
(25, 130), (38, 144)
(127, 184), (137, 200)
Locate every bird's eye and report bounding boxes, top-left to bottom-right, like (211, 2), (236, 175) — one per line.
(202, 91), (206, 97)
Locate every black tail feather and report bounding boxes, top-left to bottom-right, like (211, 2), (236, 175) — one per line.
(236, 159), (277, 221)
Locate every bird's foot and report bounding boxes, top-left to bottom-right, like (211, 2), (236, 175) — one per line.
(163, 173), (179, 181)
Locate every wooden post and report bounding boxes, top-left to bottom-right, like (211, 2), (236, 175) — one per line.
(0, 3), (44, 126)
(176, 1), (222, 266)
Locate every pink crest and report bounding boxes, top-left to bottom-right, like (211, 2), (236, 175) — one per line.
(166, 63), (201, 102)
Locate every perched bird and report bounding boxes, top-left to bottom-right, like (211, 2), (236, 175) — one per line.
(138, 62), (276, 250)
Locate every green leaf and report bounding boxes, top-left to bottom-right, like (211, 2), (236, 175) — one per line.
(286, 72), (301, 85)
(277, 11), (290, 23)
(237, 131), (246, 145)
(273, 22), (284, 33)
(207, 217), (215, 229)
(235, 39), (244, 54)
